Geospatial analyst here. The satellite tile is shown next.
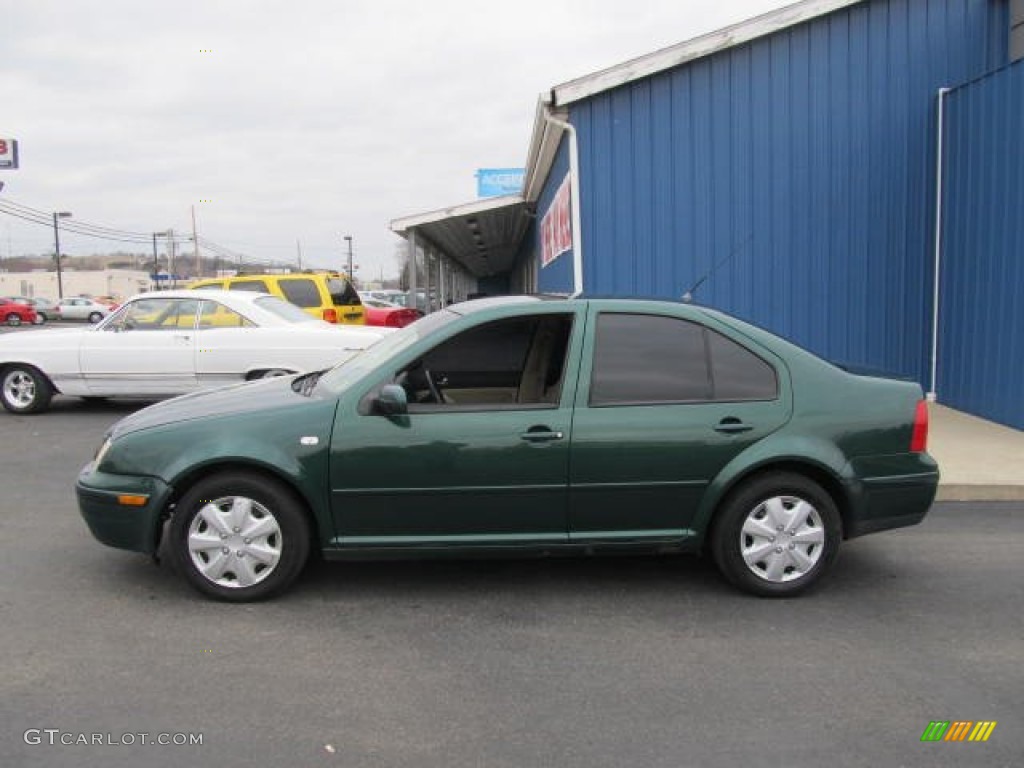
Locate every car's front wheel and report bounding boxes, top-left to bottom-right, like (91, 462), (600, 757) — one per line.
(711, 472), (841, 597)
(87, 312), (103, 323)
(169, 472), (311, 601)
(6, 313), (21, 326)
(31, 313), (45, 325)
(0, 365), (54, 414)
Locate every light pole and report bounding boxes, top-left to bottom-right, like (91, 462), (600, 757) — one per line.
(343, 235), (353, 281)
(152, 231), (171, 290)
(52, 211), (72, 298)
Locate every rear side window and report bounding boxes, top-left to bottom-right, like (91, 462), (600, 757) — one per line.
(328, 278), (361, 306)
(277, 278), (321, 308)
(708, 329), (778, 400)
(590, 313), (777, 406)
(591, 314), (710, 404)
(192, 282), (224, 290)
(230, 280), (270, 293)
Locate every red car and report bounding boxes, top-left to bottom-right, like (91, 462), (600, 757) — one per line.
(361, 298), (421, 328)
(0, 298), (38, 326)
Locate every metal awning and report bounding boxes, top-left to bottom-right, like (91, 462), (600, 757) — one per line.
(390, 194), (532, 279)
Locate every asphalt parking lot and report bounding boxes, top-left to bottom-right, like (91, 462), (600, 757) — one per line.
(0, 330), (1021, 767)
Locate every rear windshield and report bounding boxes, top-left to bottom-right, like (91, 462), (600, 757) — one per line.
(328, 278), (362, 307)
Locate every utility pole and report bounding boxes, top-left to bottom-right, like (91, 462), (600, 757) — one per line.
(296, 239), (303, 271)
(344, 235), (353, 280)
(167, 229), (176, 288)
(52, 211), (72, 299)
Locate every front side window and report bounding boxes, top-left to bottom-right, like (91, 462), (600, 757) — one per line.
(396, 314), (573, 410)
(106, 298), (198, 331)
(278, 278), (320, 308)
(589, 313), (777, 406)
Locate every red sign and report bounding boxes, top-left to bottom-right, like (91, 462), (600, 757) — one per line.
(0, 138), (18, 169)
(540, 174), (572, 268)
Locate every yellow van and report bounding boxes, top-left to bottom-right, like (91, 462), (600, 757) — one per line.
(189, 272), (365, 324)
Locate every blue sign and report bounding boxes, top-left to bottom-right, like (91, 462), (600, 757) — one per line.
(476, 168), (524, 198)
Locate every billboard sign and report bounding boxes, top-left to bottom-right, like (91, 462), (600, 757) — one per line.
(476, 168), (524, 198)
(0, 139), (19, 169)
(540, 173), (572, 268)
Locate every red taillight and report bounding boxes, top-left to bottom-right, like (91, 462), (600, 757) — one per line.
(322, 308), (338, 323)
(910, 400), (929, 452)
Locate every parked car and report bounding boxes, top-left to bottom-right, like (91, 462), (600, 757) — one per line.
(4, 296), (56, 324)
(55, 297), (114, 323)
(360, 297), (421, 328)
(191, 272), (365, 325)
(76, 296), (939, 602)
(0, 289), (388, 414)
(0, 298), (40, 326)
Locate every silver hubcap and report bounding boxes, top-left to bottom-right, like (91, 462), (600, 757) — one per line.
(739, 495), (825, 583)
(2, 370), (36, 409)
(187, 496), (282, 588)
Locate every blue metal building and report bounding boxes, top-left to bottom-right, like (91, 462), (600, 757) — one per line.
(392, 0), (1024, 429)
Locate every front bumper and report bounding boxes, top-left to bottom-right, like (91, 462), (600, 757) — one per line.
(76, 463), (173, 554)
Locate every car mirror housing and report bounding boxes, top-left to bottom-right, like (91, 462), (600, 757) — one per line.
(376, 384), (408, 416)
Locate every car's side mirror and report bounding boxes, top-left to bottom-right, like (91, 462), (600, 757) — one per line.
(375, 384), (408, 416)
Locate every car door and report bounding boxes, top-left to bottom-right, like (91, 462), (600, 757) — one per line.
(78, 297), (199, 394)
(328, 309), (583, 546)
(568, 308), (792, 541)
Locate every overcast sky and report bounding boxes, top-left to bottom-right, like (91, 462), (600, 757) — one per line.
(1, 0), (792, 281)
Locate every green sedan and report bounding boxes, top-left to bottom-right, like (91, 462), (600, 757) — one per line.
(77, 296), (939, 601)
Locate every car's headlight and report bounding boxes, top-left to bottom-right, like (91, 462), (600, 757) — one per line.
(94, 437), (113, 468)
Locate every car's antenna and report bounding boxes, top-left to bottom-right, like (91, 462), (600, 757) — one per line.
(681, 235), (753, 303)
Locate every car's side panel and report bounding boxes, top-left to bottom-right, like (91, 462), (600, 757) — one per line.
(78, 327), (197, 394)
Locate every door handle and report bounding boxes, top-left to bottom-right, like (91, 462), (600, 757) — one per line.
(714, 418), (753, 434)
(519, 427), (564, 443)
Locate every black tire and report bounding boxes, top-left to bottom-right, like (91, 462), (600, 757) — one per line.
(710, 472), (841, 597)
(168, 472), (311, 601)
(87, 312), (103, 324)
(6, 313), (21, 326)
(0, 365), (54, 414)
(31, 314), (46, 325)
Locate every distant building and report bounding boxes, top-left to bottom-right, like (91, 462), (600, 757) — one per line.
(0, 269), (152, 302)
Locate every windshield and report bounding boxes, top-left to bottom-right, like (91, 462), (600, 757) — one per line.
(318, 309), (458, 392)
(254, 295), (322, 324)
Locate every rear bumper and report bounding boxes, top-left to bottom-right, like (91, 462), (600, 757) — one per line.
(843, 453), (940, 538)
(76, 463), (173, 554)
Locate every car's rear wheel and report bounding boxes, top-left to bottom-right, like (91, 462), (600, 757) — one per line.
(169, 472), (311, 601)
(711, 472), (841, 597)
(0, 365), (54, 414)
(6, 313), (21, 326)
(87, 312), (103, 323)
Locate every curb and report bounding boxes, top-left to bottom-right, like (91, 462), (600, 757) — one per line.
(936, 484), (1024, 502)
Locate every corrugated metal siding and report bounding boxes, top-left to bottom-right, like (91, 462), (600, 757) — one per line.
(939, 58), (1024, 428)
(566, 0), (1007, 381)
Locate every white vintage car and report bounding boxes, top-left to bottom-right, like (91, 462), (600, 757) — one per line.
(0, 289), (391, 414)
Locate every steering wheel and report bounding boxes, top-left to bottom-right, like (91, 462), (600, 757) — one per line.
(423, 367), (443, 404)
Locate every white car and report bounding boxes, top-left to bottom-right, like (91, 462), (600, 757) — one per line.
(54, 297), (114, 323)
(0, 289), (390, 414)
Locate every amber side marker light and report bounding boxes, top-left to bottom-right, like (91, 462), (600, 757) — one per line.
(117, 495), (149, 507)
(910, 400), (929, 453)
